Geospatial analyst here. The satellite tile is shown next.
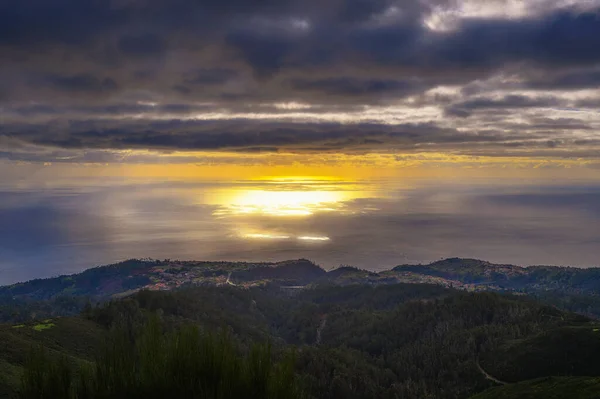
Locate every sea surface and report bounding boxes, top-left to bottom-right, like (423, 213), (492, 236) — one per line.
(1, 175), (600, 284)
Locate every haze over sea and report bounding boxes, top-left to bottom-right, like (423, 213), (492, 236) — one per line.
(2, 163), (600, 285)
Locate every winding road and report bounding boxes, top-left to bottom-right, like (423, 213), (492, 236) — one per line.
(476, 358), (508, 385)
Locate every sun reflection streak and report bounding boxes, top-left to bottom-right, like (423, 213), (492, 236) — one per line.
(238, 231), (331, 241)
(242, 233), (291, 240)
(297, 236), (330, 241)
(209, 180), (370, 217)
(205, 176), (377, 244)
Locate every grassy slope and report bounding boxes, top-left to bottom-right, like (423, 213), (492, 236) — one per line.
(480, 326), (600, 383)
(0, 318), (105, 398)
(474, 326), (600, 399)
(470, 377), (600, 399)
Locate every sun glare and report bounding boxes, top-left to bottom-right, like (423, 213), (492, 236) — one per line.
(239, 231), (331, 242)
(242, 233), (291, 240)
(208, 177), (369, 217)
(227, 190), (341, 216)
(297, 235), (330, 241)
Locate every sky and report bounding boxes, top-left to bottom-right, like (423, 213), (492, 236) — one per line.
(1, 0), (600, 162)
(1, 0), (600, 282)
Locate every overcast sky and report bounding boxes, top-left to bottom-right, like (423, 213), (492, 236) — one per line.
(1, 0), (600, 164)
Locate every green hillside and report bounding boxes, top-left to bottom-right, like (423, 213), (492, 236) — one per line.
(3, 281), (599, 399)
(17, 318), (301, 399)
(0, 317), (105, 397)
(394, 258), (600, 293)
(470, 377), (600, 399)
(480, 326), (600, 383)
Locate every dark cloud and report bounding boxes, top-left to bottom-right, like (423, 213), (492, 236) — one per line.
(225, 30), (297, 77)
(1, 0), (600, 160)
(339, 0), (395, 23)
(575, 98), (600, 108)
(527, 117), (593, 131)
(445, 95), (563, 117)
(0, 0), (125, 46)
(432, 11), (600, 69)
(2, 2), (599, 72)
(290, 77), (424, 99)
(526, 69), (600, 90)
(11, 104), (63, 117)
(118, 34), (167, 57)
(184, 68), (238, 85)
(43, 74), (119, 93)
(0, 118), (539, 161)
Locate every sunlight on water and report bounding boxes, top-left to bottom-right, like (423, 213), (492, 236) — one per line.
(4, 168), (600, 285)
(297, 236), (331, 241)
(203, 176), (374, 244)
(242, 233), (292, 240)
(240, 232), (331, 241)
(208, 177), (374, 217)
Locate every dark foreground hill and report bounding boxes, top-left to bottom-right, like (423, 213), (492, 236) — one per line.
(470, 377), (600, 399)
(2, 281), (600, 399)
(0, 317), (105, 398)
(480, 326), (600, 383)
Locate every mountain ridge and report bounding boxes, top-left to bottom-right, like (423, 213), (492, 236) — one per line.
(4, 257), (600, 302)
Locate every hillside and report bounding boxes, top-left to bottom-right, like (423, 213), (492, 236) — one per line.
(394, 258), (600, 293)
(470, 377), (600, 399)
(5, 257), (600, 303)
(0, 259), (302, 301)
(5, 257), (600, 325)
(0, 317), (105, 397)
(479, 326), (600, 383)
(231, 259), (326, 285)
(2, 281), (599, 398)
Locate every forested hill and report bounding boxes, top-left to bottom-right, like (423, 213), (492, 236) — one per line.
(394, 258), (600, 293)
(4, 257), (600, 302)
(4, 257), (600, 319)
(2, 282), (600, 399)
(2, 256), (600, 398)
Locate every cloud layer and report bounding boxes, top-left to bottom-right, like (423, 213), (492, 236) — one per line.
(1, 0), (600, 161)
